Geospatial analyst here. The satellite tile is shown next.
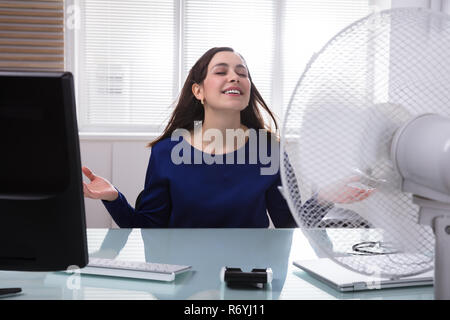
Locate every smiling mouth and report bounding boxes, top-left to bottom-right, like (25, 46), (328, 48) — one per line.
(222, 89), (242, 95)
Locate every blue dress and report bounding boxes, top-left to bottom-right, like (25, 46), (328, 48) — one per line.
(102, 133), (324, 228)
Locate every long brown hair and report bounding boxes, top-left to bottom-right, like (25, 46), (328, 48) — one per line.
(148, 47), (279, 147)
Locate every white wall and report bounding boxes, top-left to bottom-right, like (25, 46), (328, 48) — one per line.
(79, 134), (156, 228)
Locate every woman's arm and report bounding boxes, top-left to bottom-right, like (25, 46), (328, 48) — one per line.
(266, 175), (334, 228)
(100, 148), (171, 228)
(265, 179), (298, 228)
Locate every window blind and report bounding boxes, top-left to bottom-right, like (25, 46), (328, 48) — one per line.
(75, 0), (376, 133)
(281, 0), (372, 112)
(77, 0), (177, 131)
(0, 0), (64, 71)
(182, 0), (276, 110)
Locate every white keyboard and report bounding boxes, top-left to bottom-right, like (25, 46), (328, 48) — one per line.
(80, 257), (192, 282)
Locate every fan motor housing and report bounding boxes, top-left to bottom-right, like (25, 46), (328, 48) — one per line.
(391, 113), (450, 204)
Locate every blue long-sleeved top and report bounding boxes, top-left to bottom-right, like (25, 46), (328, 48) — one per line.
(102, 133), (328, 228)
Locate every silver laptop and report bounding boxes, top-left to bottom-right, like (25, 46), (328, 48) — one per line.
(293, 258), (434, 292)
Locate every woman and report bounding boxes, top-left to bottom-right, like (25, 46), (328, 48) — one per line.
(82, 47), (370, 228)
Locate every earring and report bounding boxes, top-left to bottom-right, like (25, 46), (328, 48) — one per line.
(201, 98), (204, 105)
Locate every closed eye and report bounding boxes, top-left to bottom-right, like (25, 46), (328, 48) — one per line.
(215, 71), (247, 77)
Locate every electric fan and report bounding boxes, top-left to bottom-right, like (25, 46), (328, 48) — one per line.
(280, 7), (450, 300)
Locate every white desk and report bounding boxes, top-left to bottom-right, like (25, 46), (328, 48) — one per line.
(0, 228), (434, 300)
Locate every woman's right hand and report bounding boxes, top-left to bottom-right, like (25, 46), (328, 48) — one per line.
(82, 166), (119, 201)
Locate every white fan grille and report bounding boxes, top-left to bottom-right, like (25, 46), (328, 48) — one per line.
(281, 8), (450, 278)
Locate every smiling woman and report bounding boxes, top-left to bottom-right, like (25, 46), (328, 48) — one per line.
(81, 47), (339, 228)
(149, 47), (278, 150)
(196, 57), (251, 112)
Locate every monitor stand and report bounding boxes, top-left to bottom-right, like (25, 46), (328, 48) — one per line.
(0, 287), (22, 297)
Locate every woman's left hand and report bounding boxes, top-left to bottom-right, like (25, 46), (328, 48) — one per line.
(317, 176), (376, 205)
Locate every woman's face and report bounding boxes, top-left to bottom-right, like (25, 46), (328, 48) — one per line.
(195, 51), (251, 112)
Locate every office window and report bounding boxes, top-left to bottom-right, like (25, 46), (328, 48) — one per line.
(281, 0), (372, 112)
(74, 0), (374, 133)
(0, 0), (64, 71)
(183, 0), (275, 110)
(76, 0), (177, 131)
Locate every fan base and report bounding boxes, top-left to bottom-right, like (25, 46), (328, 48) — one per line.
(413, 196), (450, 300)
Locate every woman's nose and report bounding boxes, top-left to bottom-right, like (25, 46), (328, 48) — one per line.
(229, 73), (240, 83)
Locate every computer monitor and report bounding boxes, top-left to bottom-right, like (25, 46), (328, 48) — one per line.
(0, 72), (88, 275)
